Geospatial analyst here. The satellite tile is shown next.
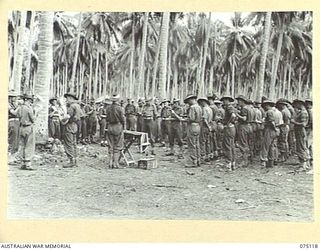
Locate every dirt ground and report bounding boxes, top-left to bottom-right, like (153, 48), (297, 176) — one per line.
(7, 142), (313, 221)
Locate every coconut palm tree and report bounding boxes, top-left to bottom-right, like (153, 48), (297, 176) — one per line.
(158, 12), (170, 99)
(34, 11), (54, 143)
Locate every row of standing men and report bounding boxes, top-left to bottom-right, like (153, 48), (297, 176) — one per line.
(8, 91), (312, 171)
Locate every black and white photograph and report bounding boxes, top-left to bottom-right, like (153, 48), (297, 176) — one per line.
(7, 11), (313, 221)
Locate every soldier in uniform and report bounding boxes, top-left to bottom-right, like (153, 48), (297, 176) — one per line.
(305, 99), (312, 163)
(235, 95), (253, 166)
(8, 91), (21, 154)
(198, 97), (213, 162)
(260, 100), (278, 168)
(166, 98), (184, 158)
(153, 98), (162, 143)
(105, 94), (125, 169)
(48, 97), (61, 140)
(276, 98), (291, 162)
(208, 94), (219, 159)
(85, 99), (98, 143)
(214, 99), (225, 158)
(291, 99), (310, 170)
(160, 99), (172, 148)
(98, 99), (109, 146)
(125, 98), (137, 131)
(136, 98), (145, 132)
(142, 97), (157, 155)
(221, 96), (237, 170)
(79, 102), (88, 145)
(252, 100), (263, 157)
(287, 101), (296, 156)
(16, 93), (35, 170)
(184, 94), (202, 168)
(62, 92), (81, 168)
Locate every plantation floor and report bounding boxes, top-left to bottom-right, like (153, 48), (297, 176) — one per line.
(7, 143), (314, 221)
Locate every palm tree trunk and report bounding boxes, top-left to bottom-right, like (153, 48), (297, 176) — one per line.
(137, 12), (149, 97)
(70, 12), (82, 91)
(129, 19), (135, 98)
(231, 59), (235, 96)
(173, 66), (178, 100)
(34, 11), (54, 143)
(158, 12), (170, 99)
(287, 57), (292, 97)
(104, 52), (108, 97)
(12, 11), (27, 94)
(166, 49), (171, 98)
(298, 68), (302, 98)
(146, 67), (150, 96)
(200, 12), (212, 96)
(185, 68), (189, 97)
(88, 55), (93, 99)
(93, 51), (99, 99)
(270, 29), (284, 100)
(24, 11), (35, 90)
(226, 73), (230, 95)
(257, 12), (272, 101)
(151, 38), (161, 98)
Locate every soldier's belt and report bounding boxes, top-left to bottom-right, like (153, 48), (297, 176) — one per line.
(9, 118), (19, 121)
(143, 117), (153, 120)
(162, 118), (172, 121)
(20, 124), (32, 127)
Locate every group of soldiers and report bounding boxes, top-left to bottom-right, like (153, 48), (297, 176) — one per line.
(8, 90), (313, 172)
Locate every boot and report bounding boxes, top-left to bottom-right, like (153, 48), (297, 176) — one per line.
(226, 162), (233, 171)
(177, 146), (184, 159)
(113, 152), (120, 169)
(232, 161), (236, 170)
(266, 160), (274, 168)
(63, 158), (75, 168)
(165, 147), (174, 156)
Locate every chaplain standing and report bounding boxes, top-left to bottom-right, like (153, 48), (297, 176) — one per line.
(105, 94), (125, 169)
(62, 92), (81, 168)
(184, 94), (202, 168)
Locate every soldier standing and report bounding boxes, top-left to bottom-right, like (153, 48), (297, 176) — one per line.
(235, 95), (253, 166)
(208, 95), (219, 159)
(8, 91), (21, 155)
(48, 97), (61, 140)
(220, 96), (237, 170)
(160, 99), (172, 148)
(15, 93), (35, 170)
(79, 102), (88, 145)
(291, 99), (310, 170)
(105, 94), (125, 169)
(276, 99), (291, 162)
(62, 92), (81, 168)
(198, 97), (213, 162)
(125, 98), (137, 131)
(136, 98), (145, 132)
(260, 100), (278, 168)
(98, 99), (108, 146)
(166, 98), (184, 158)
(305, 99), (312, 163)
(253, 100), (263, 157)
(184, 94), (202, 168)
(214, 99), (225, 158)
(85, 99), (97, 143)
(142, 97), (157, 155)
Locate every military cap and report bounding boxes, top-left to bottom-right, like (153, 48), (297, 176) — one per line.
(276, 98), (290, 106)
(64, 92), (78, 100)
(184, 94), (197, 103)
(235, 95), (248, 103)
(111, 94), (120, 102)
(220, 96), (234, 102)
(197, 97), (210, 105)
(261, 99), (275, 107)
(305, 99), (312, 105)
